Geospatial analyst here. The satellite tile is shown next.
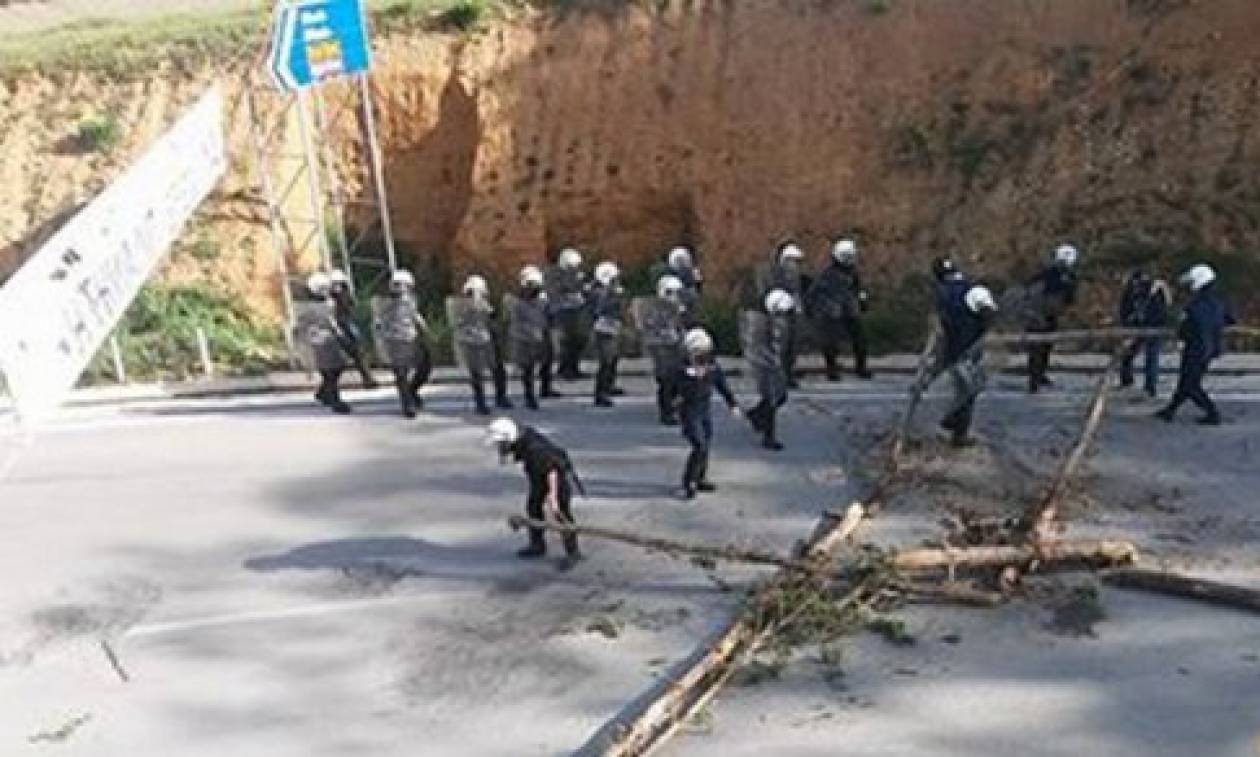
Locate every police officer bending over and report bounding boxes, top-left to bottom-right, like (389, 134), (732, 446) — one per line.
(673, 328), (741, 499)
(1156, 264), (1235, 426)
(487, 418), (583, 570)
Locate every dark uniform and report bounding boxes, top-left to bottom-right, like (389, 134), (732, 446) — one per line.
(651, 255), (704, 314)
(672, 358), (738, 496)
(505, 288), (554, 410)
(546, 265), (590, 381)
(1022, 263), (1078, 392)
(806, 260), (871, 380)
(1157, 283), (1234, 425)
(742, 308), (789, 449)
(1118, 272), (1170, 396)
(590, 282), (624, 407)
(634, 295), (685, 425)
(936, 274), (992, 445)
(330, 283), (378, 388)
(511, 426), (580, 560)
(447, 294), (502, 414)
(375, 290), (432, 418)
(301, 298), (352, 414)
(753, 259), (806, 385)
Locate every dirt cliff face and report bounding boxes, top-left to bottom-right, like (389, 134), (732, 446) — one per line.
(3, 0), (1260, 321)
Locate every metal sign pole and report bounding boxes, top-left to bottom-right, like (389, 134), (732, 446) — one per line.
(311, 86), (357, 293)
(294, 88), (333, 272)
(357, 73), (398, 273)
(244, 84), (301, 369)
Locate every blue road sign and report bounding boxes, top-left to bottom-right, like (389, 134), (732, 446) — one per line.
(269, 0), (372, 92)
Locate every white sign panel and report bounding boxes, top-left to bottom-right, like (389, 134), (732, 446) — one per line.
(0, 84), (226, 422)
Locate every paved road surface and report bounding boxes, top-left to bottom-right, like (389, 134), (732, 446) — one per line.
(0, 0), (257, 34)
(0, 373), (1257, 755)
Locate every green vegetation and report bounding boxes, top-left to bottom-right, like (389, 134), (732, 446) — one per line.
(439, 0), (490, 30)
(75, 114), (123, 154)
(84, 283), (285, 383)
(0, 0), (497, 77)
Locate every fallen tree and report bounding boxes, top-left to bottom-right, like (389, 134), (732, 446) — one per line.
(1018, 345), (1129, 542)
(1102, 568), (1260, 615)
(892, 540), (1138, 573)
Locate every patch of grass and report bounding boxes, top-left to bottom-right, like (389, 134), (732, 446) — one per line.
(860, 0), (893, 15)
(0, 1), (486, 77)
(861, 271), (933, 354)
(439, 0), (489, 30)
(83, 283), (285, 382)
(75, 114), (122, 154)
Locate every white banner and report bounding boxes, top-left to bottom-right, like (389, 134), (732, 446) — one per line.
(0, 84), (226, 422)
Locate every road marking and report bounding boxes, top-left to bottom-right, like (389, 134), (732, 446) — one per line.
(124, 594), (439, 639)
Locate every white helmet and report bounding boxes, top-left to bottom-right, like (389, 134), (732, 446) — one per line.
(778, 243), (805, 264)
(657, 274), (684, 299)
(683, 327), (714, 355)
(764, 288), (796, 315)
(832, 238), (858, 264)
(558, 247), (583, 270)
(667, 246), (693, 270)
(1054, 244), (1079, 267)
(306, 272), (331, 296)
(463, 274), (489, 297)
(1180, 264), (1216, 291)
(964, 285), (998, 314)
(594, 261), (620, 286)
(329, 268), (350, 286)
(390, 270), (415, 290)
(485, 417), (520, 446)
(519, 265), (544, 287)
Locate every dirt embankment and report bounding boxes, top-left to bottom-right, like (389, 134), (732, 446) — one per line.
(3, 0), (1260, 321)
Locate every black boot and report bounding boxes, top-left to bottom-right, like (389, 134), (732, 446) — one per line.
(761, 411), (784, 451)
(471, 381), (490, 416)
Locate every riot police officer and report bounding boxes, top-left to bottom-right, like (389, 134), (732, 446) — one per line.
(935, 276), (998, 448)
(754, 241), (807, 387)
(505, 265), (555, 410)
(635, 275), (687, 425)
(1118, 268), (1170, 397)
(1156, 264), (1235, 426)
(327, 269), (378, 389)
(375, 269), (432, 418)
(590, 261), (624, 408)
(1022, 245), (1080, 393)
(487, 417), (582, 570)
(807, 238), (872, 381)
(546, 247), (590, 381)
(672, 328), (741, 499)
(447, 275), (510, 415)
(656, 245), (704, 314)
(304, 272), (352, 414)
(743, 289), (795, 450)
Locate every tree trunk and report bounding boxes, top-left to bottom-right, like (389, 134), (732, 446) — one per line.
(892, 540), (1138, 572)
(1103, 568), (1260, 614)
